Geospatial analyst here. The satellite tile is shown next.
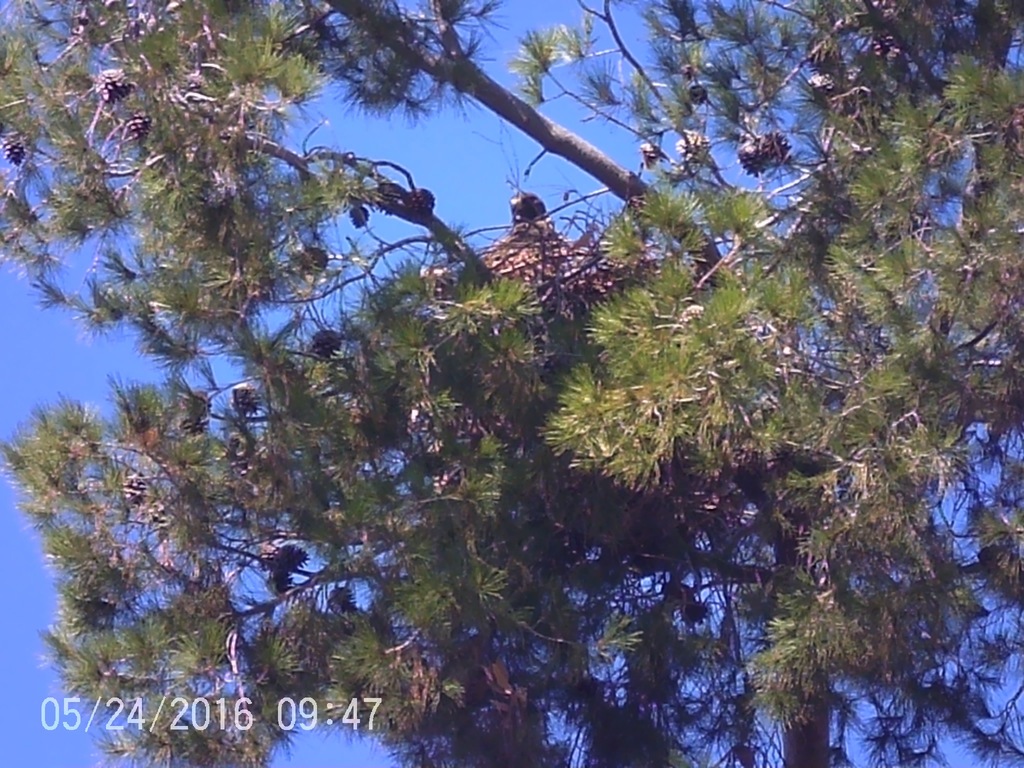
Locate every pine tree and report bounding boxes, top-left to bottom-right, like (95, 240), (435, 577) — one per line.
(3, 2), (1024, 768)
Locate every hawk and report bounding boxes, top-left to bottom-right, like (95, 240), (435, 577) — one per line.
(482, 192), (653, 313)
(481, 192), (571, 286)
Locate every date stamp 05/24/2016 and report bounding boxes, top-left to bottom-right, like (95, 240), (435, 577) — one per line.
(41, 696), (384, 733)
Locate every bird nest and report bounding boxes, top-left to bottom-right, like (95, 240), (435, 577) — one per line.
(481, 193), (655, 315)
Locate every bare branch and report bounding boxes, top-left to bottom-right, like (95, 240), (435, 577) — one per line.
(327, 0), (645, 203)
(429, 0), (464, 58)
(600, 0), (667, 113)
(695, 238), (743, 290)
(241, 133), (475, 264)
(523, 148), (548, 180)
(325, 0), (724, 275)
(958, 320), (998, 351)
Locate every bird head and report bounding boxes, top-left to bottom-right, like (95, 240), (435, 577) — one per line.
(510, 192), (547, 224)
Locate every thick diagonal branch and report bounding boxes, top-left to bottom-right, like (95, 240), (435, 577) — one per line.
(246, 134), (473, 262)
(326, 0), (722, 277)
(327, 0), (644, 203)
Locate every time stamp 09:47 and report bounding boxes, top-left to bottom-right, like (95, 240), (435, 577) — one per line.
(41, 696), (383, 733)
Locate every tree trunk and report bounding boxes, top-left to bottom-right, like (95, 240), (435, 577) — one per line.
(777, 518), (830, 768)
(783, 704), (830, 768)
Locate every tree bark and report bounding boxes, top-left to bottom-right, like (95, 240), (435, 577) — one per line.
(327, 0), (646, 204)
(777, 524), (831, 768)
(325, 0), (724, 276)
(784, 705), (830, 768)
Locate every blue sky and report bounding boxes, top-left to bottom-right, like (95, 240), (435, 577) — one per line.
(0, 2), (633, 766)
(0, 2), (1000, 766)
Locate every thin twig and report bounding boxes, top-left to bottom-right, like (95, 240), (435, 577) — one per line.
(696, 238), (743, 290)
(241, 134), (475, 264)
(325, 0), (725, 274)
(385, 633), (420, 655)
(600, 0), (667, 112)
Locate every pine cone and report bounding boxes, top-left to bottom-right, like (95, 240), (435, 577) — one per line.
(2, 134), (26, 166)
(675, 131), (710, 163)
(97, 69), (133, 104)
(738, 142), (769, 176)
(328, 586), (358, 613)
(688, 83), (709, 106)
(310, 329), (343, 359)
(762, 131), (791, 163)
(640, 142), (664, 169)
(738, 131), (791, 176)
(125, 112), (152, 142)
(407, 188), (436, 216)
(349, 204), (369, 228)
(232, 383), (260, 417)
(871, 33), (900, 59)
(808, 72), (836, 94)
(262, 544), (309, 593)
(179, 391), (210, 435)
(420, 264), (454, 299)
(122, 475), (148, 506)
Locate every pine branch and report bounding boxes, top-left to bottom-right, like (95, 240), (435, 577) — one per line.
(325, 0), (724, 277)
(428, 0), (463, 59)
(327, 0), (644, 202)
(859, 0), (947, 96)
(596, 0), (667, 113)
(242, 132), (475, 263)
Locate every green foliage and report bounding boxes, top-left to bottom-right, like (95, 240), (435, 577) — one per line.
(4, 1), (1024, 768)
(511, 18), (596, 105)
